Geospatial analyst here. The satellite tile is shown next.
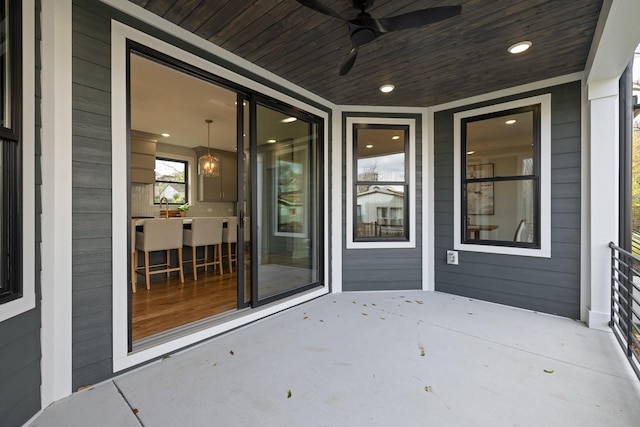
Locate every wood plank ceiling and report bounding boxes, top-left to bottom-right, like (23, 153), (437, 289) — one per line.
(127, 0), (603, 107)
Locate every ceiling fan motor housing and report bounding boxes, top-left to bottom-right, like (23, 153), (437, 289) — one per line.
(353, 0), (375, 11)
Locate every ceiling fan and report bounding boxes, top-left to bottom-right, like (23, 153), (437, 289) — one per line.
(296, 0), (462, 75)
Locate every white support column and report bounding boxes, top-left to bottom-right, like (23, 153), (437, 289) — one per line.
(40, 0), (74, 405)
(587, 77), (619, 330)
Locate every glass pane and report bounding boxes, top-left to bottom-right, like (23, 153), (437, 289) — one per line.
(154, 182), (186, 204)
(355, 187), (405, 238)
(356, 127), (405, 182)
(155, 159), (186, 183)
(466, 110), (534, 178)
(256, 104), (320, 301)
(466, 180), (535, 243)
(1, 0), (10, 128)
(243, 99), (251, 304)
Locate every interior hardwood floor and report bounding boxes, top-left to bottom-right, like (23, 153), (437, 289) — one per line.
(131, 265), (250, 341)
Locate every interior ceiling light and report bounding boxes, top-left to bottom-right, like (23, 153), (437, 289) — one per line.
(467, 150), (475, 155)
(392, 135), (400, 140)
(366, 144), (374, 148)
(267, 139), (277, 144)
(505, 119), (517, 125)
(379, 84), (395, 93)
(161, 133), (170, 138)
(281, 117), (298, 123)
(198, 119), (220, 177)
(508, 41), (532, 54)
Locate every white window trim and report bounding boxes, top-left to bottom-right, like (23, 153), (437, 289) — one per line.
(0, 0), (35, 323)
(346, 116), (416, 249)
(453, 94), (551, 258)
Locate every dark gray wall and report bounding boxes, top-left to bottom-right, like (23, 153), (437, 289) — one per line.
(71, 0), (332, 388)
(342, 113), (423, 291)
(71, 0), (114, 389)
(0, 1), (43, 425)
(434, 81), (582, 318)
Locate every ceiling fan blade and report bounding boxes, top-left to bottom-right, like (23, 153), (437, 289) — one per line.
(295, 0), (345, 21)
(378, 6), (462, 32)
(339, 47), (359, 76)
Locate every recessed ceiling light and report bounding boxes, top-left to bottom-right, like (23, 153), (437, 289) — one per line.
(366, 144), (373, 148)
(392, 135), (400, 140)
(505, 119), (517, 125)
(379, 84), (395, 93)
(281, 117), (297, 123)
(508, 41), (532, 54)
(267, 139), (276, 144)
(161, 133), (170, 137)
(467, 151), (475, 155)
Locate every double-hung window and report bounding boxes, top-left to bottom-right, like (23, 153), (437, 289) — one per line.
(354, 124), (408, 241)
(346, 117), (416, 249)
(0, 0), (22, 304)
(454, 94), (551, 257)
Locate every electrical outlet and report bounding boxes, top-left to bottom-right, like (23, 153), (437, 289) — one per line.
(446, 250), (458, 265)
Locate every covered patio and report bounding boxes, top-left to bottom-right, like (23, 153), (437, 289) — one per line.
(29, 291), (640, 426)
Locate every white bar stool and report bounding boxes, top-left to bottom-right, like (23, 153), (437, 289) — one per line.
(183, 217), (224, 279)
(134, 219), (185, 291)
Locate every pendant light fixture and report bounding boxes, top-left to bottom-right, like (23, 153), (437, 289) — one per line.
(199, 119), (220, 177)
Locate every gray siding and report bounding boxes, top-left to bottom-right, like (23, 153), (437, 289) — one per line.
(342, 113), (423, 291)
(0, 1), (43, 425)
(434, 81), (581, 318)
(72, 0), (113, 389)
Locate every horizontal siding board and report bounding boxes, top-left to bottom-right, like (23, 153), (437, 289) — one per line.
(73, 161), (112, 189)
(73, 135), (112, 165)
(551, 197), (580, 213)
(73, 31), (111, 68)
(73, 213), (112, 239)
(551, 136), (581, 154)
(551, 167), (580, 183)
(72, 58), (110, 92)
(73, 109), (111, 140)
(551, 121), (581, 140)
(344, 279), (422, 291)
(73, 286), (112, 318)
(73, 188), (112, 212)
(72, 3), (111, 43)
(73, 83), (110, 117)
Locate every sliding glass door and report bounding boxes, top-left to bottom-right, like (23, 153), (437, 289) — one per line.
(252, 102), (322, 304)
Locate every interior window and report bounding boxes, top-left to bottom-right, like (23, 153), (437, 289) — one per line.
(154, 157), (188, 204)
(461, 105), (540, 247)
(353, 124), (409, 241)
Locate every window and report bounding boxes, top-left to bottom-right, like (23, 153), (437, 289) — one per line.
(346, 117), (416, 249)
(0, 0), (21, 304)
(154, 157), (188, 204)
(353, 124), (408, 241)
(453, 95), (551, 257)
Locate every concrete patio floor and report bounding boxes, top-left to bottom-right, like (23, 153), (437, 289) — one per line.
(29, 291), (640, 427)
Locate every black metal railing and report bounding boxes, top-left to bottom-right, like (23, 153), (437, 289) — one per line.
(609, 242), (640, 379)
